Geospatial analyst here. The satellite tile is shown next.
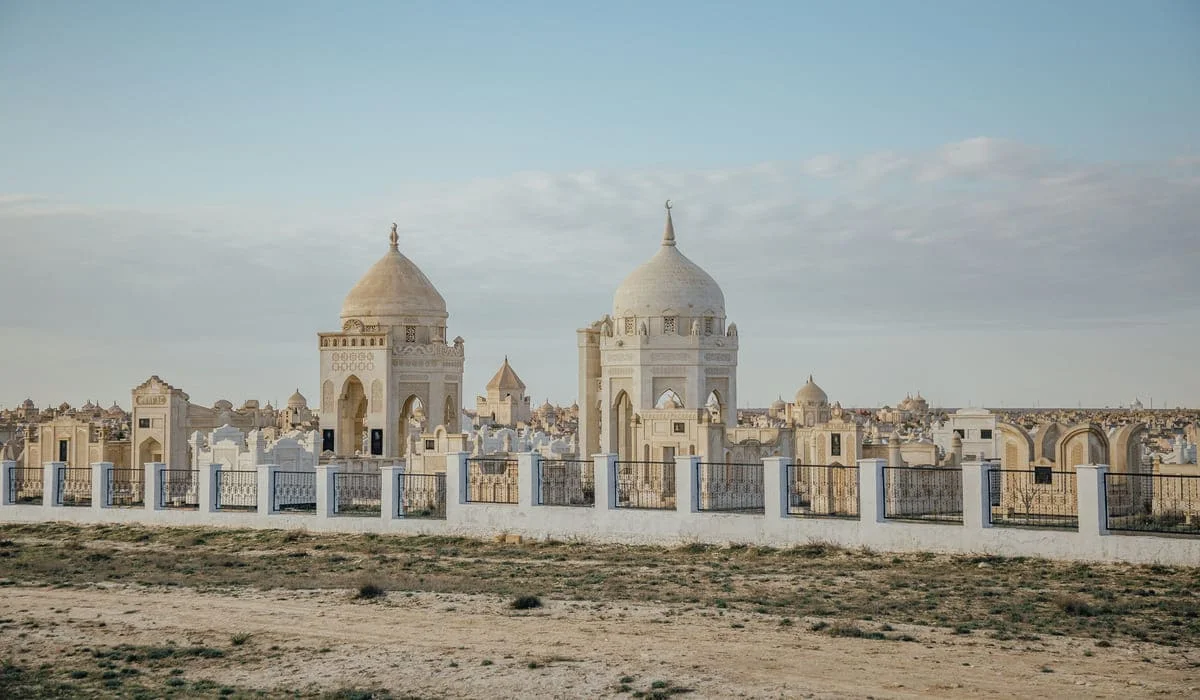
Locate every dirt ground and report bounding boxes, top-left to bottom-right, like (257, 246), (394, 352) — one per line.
(1, 524), (1198, 698)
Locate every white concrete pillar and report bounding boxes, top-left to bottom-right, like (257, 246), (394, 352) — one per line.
(961, 461), (992, 530)
(593, 453), (616, 510)
(198, 463), (220, 514)
(91, 462), (112, 508)
(0, 460), (14, 505)
(45, 462), (64, 510)
(517, 452), (539, 508)
(858, 458), (887, 523)
(763, 457), (789, 519)
(1076, 464), (1109, 537)
(676, 455), (700, 514)
(380, 463), (403, 521)
(145, 462), (164, 511)
(315, 464), (340, 518)
(257, 465), (280, 514)
(446, 451), (467, 508)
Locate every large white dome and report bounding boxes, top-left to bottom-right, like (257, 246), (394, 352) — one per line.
(612, 208), (725, 318)
(341, 224), (447, 324)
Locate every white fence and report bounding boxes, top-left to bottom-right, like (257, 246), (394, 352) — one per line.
(1, 456), (1197, 567)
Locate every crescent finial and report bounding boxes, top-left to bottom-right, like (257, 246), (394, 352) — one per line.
(664, 199), (672, 211)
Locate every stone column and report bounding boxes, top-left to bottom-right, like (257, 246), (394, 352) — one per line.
(44, 462), (64, 511)
(315, 464), (340, 519)
(198, 463), (221, 514)
(257, 465), (280, 514)
(593, 453), (616, 510)
(857, 458), (887, 523)
(676, 455), (700, 514)
(0, 460), (14, 505)
(961, 461), (992, 530)
(91, 462), (112, 508)
(380, 463), (403, 521)
(144, 462), (164, 511)
(517, 452), (539, 508)
(763, 457), (789, 519)
(1076, 464), (1109, 537)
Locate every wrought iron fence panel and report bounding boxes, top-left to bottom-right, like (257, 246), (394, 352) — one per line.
(399, 472), (447, 519)
(538, 459), (595, 507)
(273, 471), (316, 513)
(614, 461), (676, 510)
(883, 466), (963, 524)
(987, 469), (1078, 530)
(215, 469), (257, 511)
(465, 458), (518, 504)
(161, 470), (199, 509)
(334, 472), (381, 516)
(9, 466), (43, 505)
(696, 462), (764, 513)
(786, 464), (860, 518)
(1105, 472), (1200, 536)
(107, 469), (145, 508)
(56, 466), (92, 507)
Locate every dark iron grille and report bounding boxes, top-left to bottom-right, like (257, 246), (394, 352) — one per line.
(987, 469), (1078, 530)
(614, 461), (676, 510)
(883, 466), (963, 524)
(215, 470), (257, 512)
(8, 466), (43, 505)
(334, 472), (381, 516)
(56, 466), (92, 507)
(399, 472), (447, 519)
(273, 471), (316, 513)
(107, 469), (145, 508)
(696, 462), (764, 513)
(538, 459), (595, 507)
(786, 464), (860, 518)
(465, 458), (518, 504)
(161, 470), (199, 509)
(1105, 472), (1200, 536)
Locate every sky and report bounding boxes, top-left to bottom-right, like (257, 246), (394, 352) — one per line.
(0, 1), (1198, 411)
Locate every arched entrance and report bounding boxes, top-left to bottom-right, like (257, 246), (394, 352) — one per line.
(138, 437), (163, 466)
(398, 395), (426, 455)
(610, 391), (634, 461)
(338, 376), (367, 456)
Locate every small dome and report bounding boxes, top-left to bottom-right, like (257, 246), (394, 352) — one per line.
(214, 399), (233, 410)
(21, 398), (35, 408)
(287, 389), (307, 409)
(341, 224), (447, 325)
(794, 375), (828, 406)
(613, 206), (724, 320)
(770, 396), (786, 410)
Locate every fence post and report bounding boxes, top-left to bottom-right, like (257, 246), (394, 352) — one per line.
(1076, 464), (1109, 537)
(0, 460), (14, 505)
(961, 461), (991, 529)
(199, 463), (220, 514)
(45, 462), (64, 511)
(315, 464), (339, 518)
(858, 458), (887, 523)
(92, 462), (112, 508)
(145, 462), (164, 511)
(446, 451), (467, 509)
(257, 465), (279, 514)
(380, 463), (403, 521)
(763, 457), (788, 519)
(517, 452), (539, 508)
(676, 456), (700, 514)
(593, 453), (616, 510)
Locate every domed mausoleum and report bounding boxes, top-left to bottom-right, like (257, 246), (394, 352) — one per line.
(317, 224), (464, 460)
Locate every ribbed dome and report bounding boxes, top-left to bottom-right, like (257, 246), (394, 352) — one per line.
(613, 207), (724, 319)
(287, 389), (307, 409)
(795, 375), (828, 406)
(341, 224), (447, 324)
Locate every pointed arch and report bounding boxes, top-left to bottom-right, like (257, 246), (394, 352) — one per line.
(655, 389), (684, 409)
(1056, 424), (1109, 470)
(997, 422), (1034, 470)
(338, 375), (367, 456)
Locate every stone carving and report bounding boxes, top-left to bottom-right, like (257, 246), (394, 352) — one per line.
(370, 380), (383, 413)
(136, 395), (167, 406)
(330, 350), (375, 373)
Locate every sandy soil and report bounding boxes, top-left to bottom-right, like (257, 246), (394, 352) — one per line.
(2, 584), (1196, 699)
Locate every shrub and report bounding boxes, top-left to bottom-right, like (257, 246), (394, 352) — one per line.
(230, 632), (251, 646)
(511, 595), (542, 610)
(355, 583), (386, 600)
(1056, 595), (1096, 617)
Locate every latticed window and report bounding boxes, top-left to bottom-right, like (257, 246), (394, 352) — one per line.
(663, 317), (676, 334)
(624, 317), (635, 335)
(704, 317), (714, 335)
(405, 326), (417, 343)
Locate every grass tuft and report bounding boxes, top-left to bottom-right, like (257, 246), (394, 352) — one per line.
(511, 595), (543, 610)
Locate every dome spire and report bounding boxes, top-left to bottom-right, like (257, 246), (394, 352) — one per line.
(389, 222), (399, 250)
(663, 200), (676, 247)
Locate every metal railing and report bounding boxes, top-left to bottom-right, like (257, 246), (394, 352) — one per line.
(8, 466), (43, 505)
(107, 469), (145, 508)
(465, 458), (518, 504)
(399, 472), (447, 519)
(883, 466), (963, 524)
(987, 468), (1077, 530)
(615, 461), (676, 510)
(538, 459), (595, 507)
(56, 466), (92, 507)
(786, 464), (859, 518)
(161, 469), (199, 509)
(1105, 472), (1200, 536)
(696, 462), (764, 513)
(273, 471), (316, 513)
(334, 472), (381, 516)
(215, 469), (257, 511)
